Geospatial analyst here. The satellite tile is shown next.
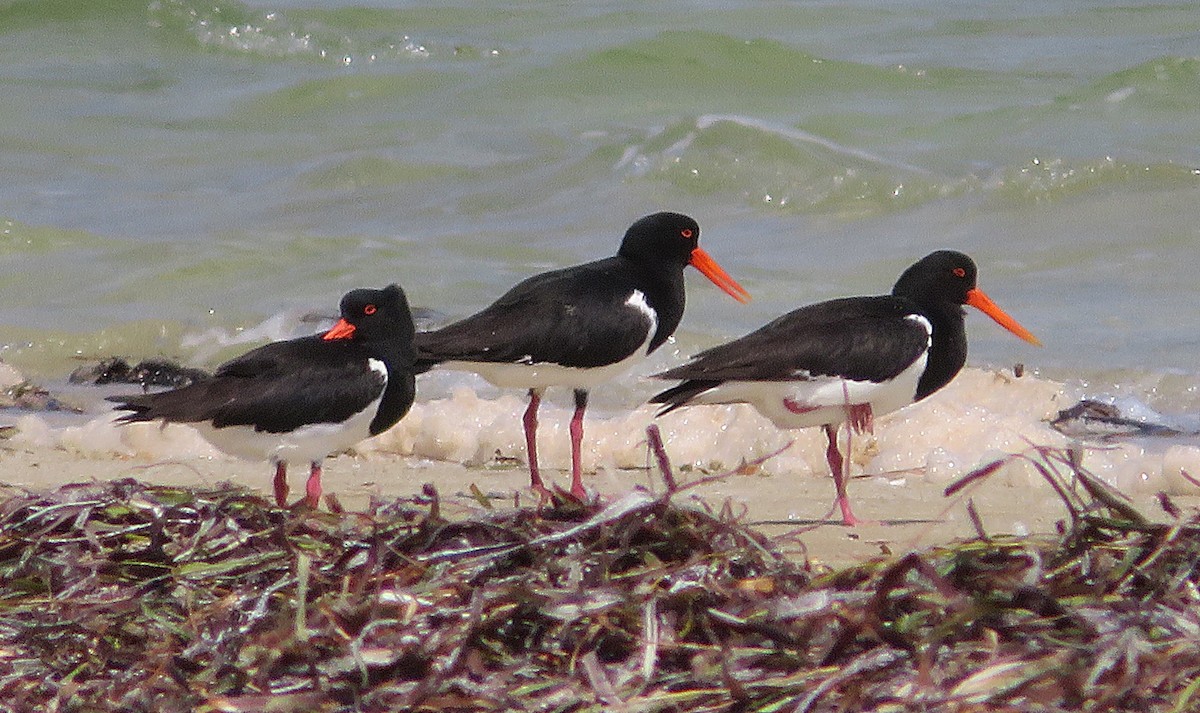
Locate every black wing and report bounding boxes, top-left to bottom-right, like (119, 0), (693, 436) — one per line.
(110, 337), (387, 434)
(415, 257), (656, 369)
(654, 296), (930, 384)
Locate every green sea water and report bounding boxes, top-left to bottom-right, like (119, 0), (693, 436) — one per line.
(2, 0), (1199, 410)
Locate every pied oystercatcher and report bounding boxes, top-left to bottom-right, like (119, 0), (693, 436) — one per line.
(110, 284), (418, 508)
(415, 212), (750, 500)
(650, 250), (1040, 525)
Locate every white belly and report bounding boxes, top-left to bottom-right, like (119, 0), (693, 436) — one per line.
(441, 347), (648, 391)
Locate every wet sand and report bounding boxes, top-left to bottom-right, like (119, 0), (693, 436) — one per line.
(1, 442), (1192, 568)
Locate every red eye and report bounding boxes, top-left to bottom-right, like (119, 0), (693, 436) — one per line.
(364, 304), (377, 315)
(952, 267), (966, 278)
(680, 228), (694, 239)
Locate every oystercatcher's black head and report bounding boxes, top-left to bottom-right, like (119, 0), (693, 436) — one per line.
(892, 250), (980, 306)
(893, 250), (1040, 345)
(618, 212), (750, 303)
(324, 284), (416, 348)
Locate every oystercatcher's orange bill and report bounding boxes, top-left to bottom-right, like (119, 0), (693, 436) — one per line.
(690, 247), (751, 303)
(965, 288), (1041, 346)
(323, 318), (356, 341)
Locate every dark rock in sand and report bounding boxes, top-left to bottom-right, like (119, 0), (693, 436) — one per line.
(69, 357), (209, 391)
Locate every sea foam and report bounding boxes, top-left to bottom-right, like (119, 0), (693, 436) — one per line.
(8, 367), (1199, 498)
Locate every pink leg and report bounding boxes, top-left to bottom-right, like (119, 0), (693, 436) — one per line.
(273, 461), (288, 506)
(305, 462), (323, 509)
(523, 389), (551, 499)
(824, 424), (860, 526)
(568, 389), (588, 500)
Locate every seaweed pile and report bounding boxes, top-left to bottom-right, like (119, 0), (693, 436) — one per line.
(0, 446), (1198, 712)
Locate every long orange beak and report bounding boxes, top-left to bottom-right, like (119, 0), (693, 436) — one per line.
(323, 318), (356, 341)
(965, 288), (1041, 346)
(690, 247), (751, 303)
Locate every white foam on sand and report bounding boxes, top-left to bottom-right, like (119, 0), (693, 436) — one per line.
(8, 367), (1200, 499)
(11, 412), (222, 461)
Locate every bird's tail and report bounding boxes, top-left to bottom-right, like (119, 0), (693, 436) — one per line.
(106, 394), (159, 424)
(647, 379), (720, 417)
(411, 331), (446, 374)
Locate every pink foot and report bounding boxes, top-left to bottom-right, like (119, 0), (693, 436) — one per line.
(847, 402), (874, 435)
(836, 495), (862, 527)
(530, 482), (554, 509)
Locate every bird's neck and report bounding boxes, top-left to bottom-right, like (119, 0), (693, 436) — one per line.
(367, 339), (417, 436)
(630, 259), (687, 354)
(914, 302), (968, 401)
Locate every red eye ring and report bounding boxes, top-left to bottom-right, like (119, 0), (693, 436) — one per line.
(364, 304), (377, 315)
(680, 228), (694, 239)
(952, 267), (966, 278)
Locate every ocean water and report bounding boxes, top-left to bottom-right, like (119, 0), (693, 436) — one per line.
(3, 0), (1200, 495)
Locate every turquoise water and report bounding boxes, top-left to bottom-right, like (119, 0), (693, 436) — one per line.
(2, 0), (1200, 408)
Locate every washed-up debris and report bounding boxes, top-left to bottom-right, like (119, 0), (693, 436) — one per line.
(0, 444), (1197, 712)
(69, 357), (209, 390)
(0, 380), (82, 413)
(1052, 395), (1200, 439)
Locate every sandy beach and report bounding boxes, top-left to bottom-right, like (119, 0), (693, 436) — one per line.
(3, 425), (1195, 568)
(4, 361), (1200, 567)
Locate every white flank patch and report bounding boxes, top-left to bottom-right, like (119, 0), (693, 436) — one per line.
(677, 352), (929, 430)
(367, 358), (388, 380)
(625, 289), (658, 349)
(440, 289), (658, 390)
(905, 313), (933, 348)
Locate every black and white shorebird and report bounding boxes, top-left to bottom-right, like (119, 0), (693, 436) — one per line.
(415, 212), (750, 501)
(110, 285), (418, 508)
(650, 250), (1040, 525)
